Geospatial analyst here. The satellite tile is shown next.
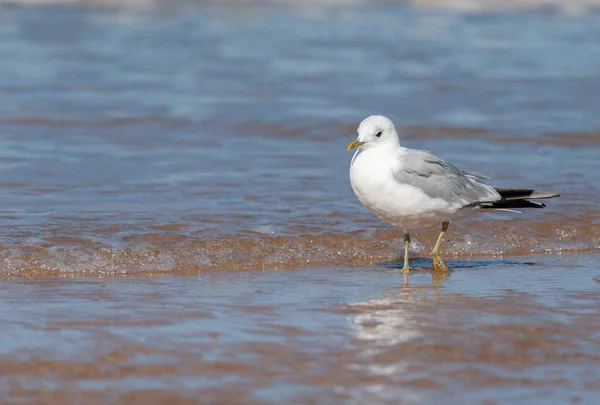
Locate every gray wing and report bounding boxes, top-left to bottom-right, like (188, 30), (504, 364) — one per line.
(392, 150), (501, 206)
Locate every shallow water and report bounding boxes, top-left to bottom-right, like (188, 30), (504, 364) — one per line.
(2, 253), (600, 404)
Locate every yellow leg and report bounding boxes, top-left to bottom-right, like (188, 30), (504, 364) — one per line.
(401, 232), (412, 273)
(431, 221), (452, 272)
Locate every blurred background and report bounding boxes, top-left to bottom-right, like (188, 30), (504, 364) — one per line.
(0, 0), (599, 272)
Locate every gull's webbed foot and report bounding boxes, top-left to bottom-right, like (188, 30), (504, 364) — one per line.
(432, 254), (452, 272)
(398, 264), (413, 273)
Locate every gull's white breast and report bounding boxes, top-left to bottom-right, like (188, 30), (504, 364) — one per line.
(349, 147), (462, 231)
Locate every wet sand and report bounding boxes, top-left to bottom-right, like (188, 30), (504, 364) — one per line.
(2, 253), (600, 404)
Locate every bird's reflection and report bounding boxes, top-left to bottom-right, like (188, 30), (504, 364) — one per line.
(347, 263), (450, 347)
(343, 271), (441, 402)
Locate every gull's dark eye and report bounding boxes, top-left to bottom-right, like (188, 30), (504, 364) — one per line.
(375, 131), (382, 138)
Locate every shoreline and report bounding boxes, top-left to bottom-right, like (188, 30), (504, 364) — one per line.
(1, 249), (599, 278)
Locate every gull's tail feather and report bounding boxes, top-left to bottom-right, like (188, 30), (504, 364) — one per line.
(479, 187), (560, 210)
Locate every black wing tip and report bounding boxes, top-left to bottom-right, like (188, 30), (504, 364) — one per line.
(480, 199), (547, 209)
(493, 187), (561, 201)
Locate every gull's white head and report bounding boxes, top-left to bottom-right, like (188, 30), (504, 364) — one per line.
(347, 115), (400, 151)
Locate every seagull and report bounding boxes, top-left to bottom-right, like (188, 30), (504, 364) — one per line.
(348, 115), (559, 272)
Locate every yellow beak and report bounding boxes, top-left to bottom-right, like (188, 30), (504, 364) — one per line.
(347, 140), (365, 151)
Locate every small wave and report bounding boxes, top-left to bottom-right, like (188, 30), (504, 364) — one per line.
(1, 213), (598, 276)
